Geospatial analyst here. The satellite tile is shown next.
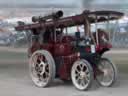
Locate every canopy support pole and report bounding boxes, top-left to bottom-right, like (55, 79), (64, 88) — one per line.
(95, 16), (99, 45)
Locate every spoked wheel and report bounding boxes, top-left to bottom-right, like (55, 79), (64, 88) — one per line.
(96, 58), (118, 87)
(29, 50), (56, 87)
(71, 59), (93, 91)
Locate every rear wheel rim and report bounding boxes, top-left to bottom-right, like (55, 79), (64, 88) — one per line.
(29, 51), (54, 87)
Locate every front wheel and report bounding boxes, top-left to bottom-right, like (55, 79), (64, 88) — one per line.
(71, 59), (94, 91)
(96, 58), (118, 87)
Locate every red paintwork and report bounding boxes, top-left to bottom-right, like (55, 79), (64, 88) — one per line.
(29, 34), (112, 80)
(54, 43), (73, 56)
(58, 53), (79, 80)
(29, 35), (80, 80)
(96, 44), (112, 52)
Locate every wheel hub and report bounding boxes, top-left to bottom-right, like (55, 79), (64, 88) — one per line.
(103, 69), (109, 76)
(39, 61), (46, 75)
(80, 71), (86, 79)
(35, 61), (46, 75)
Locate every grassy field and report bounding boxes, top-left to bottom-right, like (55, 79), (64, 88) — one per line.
(0, 48), (127, 74)
(0, 51), (26, 60)
(103, 53), (128, 73)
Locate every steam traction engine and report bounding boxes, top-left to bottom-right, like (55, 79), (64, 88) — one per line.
(15, 10), (124, 90)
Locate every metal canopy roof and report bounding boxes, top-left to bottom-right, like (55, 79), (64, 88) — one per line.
(15, 10), (124, 31)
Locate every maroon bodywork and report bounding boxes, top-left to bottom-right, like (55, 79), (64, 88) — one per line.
(30, 37), (79, 80)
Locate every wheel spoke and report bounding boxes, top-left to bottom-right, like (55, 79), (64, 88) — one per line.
(81, 79), (85, 86)
(85, 67), (89, 73)
(45, 71), (49, 77)
(98, 74), (104, 81)
(32, 68), (39, 77)
(77, 78), (81, 84)
(80, 64), (84, 71)
(75, 68), (80, 74)
(105, 69), (113, 80)
(40, 75), (47, 82)
(76, 75), (80, 81)
(86, 73), (90, 82)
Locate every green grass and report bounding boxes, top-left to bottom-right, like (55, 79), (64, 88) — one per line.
(117, 63), (128, 73)
(0, 51), (27, 60)
(115, 60), (128, 73)
(104, 54), (128, 73)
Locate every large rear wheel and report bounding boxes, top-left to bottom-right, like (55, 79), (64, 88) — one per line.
(96, 58), (118, 87)
(29, 50), (56, 87)
(71, 59), (93, 91)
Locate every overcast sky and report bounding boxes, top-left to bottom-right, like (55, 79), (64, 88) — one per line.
(0, 0), (76, 5)
(1, 0), (128, 5)
(0, 0), (128, 9)
(91, 0), (128, 4)
(0, 0), (128, 18)
(0, 0), (81, 8)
